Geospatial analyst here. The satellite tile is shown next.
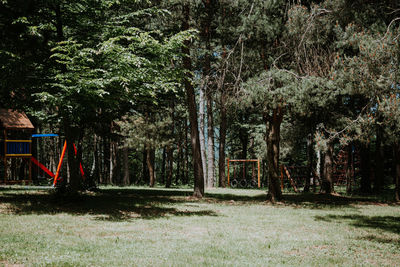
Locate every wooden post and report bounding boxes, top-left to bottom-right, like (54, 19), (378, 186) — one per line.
(3, 156), (6, 184)
(4, 156), (7, 183)
(257, 159), (261, 188)
(284, 165), (298, 193)
(29, 140), (32, 183)
(227, 158), (230, 187)
(252, 162), (255, 180)
(28, 157), (32, 184)
(233, 164), (236, 182)
(242, 161), (245, 180)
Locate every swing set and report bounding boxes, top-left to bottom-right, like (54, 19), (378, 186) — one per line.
(226, 158), (261, 188)
(32, 135), (86, 187)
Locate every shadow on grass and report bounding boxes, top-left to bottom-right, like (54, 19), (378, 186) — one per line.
(315, 214), (400, 234)
(282, 192), (396, 209)
(204, 192), (266, 202)
(314, 214), (400, 246)
(0, 187), (397, 220)
(0, 188), (217, 221)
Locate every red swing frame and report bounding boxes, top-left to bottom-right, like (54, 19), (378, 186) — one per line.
(226, 158), (261, 188)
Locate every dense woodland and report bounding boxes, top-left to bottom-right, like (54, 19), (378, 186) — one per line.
(1, 0), (400, 201)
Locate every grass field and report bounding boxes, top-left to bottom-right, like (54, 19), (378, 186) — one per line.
(0, 186), (399, 266)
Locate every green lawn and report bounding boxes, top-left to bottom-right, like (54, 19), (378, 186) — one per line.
(0, 186), (399, 266)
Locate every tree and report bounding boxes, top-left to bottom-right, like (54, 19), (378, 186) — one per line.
(33, 1), (193, 191)
(181, 2), (205, 197)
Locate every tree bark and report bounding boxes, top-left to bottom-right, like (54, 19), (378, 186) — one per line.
(182, 3), (204, 197)
(265, 107), (283, 202)
(304, 133), (313, 192)
(103, 133), (110, 185)
(123, 144), (129, 186)
(394, 142), (400, 202)
(64, 123), (82, 191)
(166, 105), (175, 188)
(321, 141), (334, 194)
(202, 0), (216, 188)
(218, 92), (227, 187)
(161, 147), (166, 184)
(141, 145), (149, 185)
(147, 146), (155, 187)
(199, 86), (208, 185)
(90, 134), (99, 180)
(345, 144), (353, 194)
(110, 139), (119, 185)
(374, 125), (384, 193)
(166, 145), (173, 188)
(206, 94), (215, 188)
(176, 140), (182, 185)
(360, 142), (372, 193)
(184, 118), (189, 185)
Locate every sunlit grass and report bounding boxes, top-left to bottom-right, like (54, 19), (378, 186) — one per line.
(0, 186), (399, 266)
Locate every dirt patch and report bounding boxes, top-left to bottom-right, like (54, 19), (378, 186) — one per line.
(0, 260), (24, 267)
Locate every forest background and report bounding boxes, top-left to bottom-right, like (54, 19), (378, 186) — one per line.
(1, 0), (400, 202)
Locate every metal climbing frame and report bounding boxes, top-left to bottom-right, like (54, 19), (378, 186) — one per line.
(226, 159), (261, 188)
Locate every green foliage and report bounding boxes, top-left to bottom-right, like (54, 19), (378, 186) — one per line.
(243, 68), (297, 112)
(118, 111), (174, 149)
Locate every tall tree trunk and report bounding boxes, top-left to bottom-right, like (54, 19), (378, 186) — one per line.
(166, 105), (175, 188)
(199, 85), (208, 185)
(147, 146), (155, 187)
(123, 144), (129, 186)
(345, 143), (353, 194)
(64, 123), (82, 191)
(374, 125), (384, 193)
(304, 133), (313, 192)
(166, 145), (173, 188)
(98, 135), (103, 184)
(182, 3), (204, 197)
(141, 145), (149, 185)
(360, 142), (372, 193)
(206, 94), (215, 188)
(265, 107), (283, 202)
(218, 93), (227, 187)
(239, 123), (248, 181)
(394, 142), (400, 202)
(316, 148), (321, 187)
(103, 133), (110, 185)
(90, 134), (98, 179)
(110, 139), (119, 185)
(176, 140), (182, 185)
(321, 141), (334, 194)
(161, 147), (166, 185)
(184, 118), (189, 185)
(202, 0), (215, 188)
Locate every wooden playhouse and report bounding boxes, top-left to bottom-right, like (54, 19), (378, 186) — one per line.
(0, 109), (34, 184)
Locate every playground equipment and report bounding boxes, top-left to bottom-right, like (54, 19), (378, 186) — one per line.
(0, 109), (34, 184)
(52, 140), (85, 186)
(280, 165), (305, 192)
(0, 109), (85, 186)
(333, 147), (359, 186)
(280, 165), (323, 192)
(226, 159), (261, 188)
(31, 133), (59, 182)
(31, 135), (86, 186)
